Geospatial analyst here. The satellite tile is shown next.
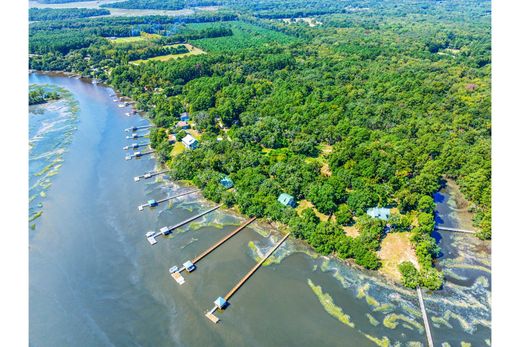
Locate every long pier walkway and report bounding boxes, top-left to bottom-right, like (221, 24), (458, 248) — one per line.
(138, 189), (199, 211)
(205, 233), (290, 323)
(134, 170), (168, 182)
(417, 287), (434, 347)
(435, 225), (476, 234)
(145, 204), (223, 245)
(170, 217), (257, 284)
(125, 150), (154, 161)
(126, 132), (149, 140)
(124, 142), (150, 150)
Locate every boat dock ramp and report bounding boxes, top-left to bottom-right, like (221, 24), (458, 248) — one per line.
(170, 217), (257, 285)
(138, 189), (199, 211)
(125, 150), (154, 161)
(145, 204), (223, 245)
(125, 125), (152, 132)
(123, 142), (150, 150)
(205, 233), (289, 323)
(134, 170), (168, 182)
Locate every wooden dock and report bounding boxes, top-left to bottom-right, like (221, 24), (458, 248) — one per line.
(170, 217), (256, 284)
(205, 233), (290, 323)
(125, 150), (154, 161)
(138, 189), (199, 211)
(126, 132), (149, 140)
(145, 204), (223, 245)
(417, 287), (434, 347)
(123, 142), (150, 150)
(125, 125), (152, 132)
(434, 226), (476, 234)
(134, 170), (168, 182)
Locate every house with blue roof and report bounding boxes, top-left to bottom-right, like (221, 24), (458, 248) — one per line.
(220, 177), (234, 189)
(278, 193), (296, 208)
(366, 207), (391, 221)
(180, 112), (189, 122)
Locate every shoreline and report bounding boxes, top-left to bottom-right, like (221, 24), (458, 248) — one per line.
(28, 70), (483, 291)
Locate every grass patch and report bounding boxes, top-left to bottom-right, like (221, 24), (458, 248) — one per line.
(377, 232), (419, 282)
(356, 283), (380, 308)
(109, 33), (161, 44)
(171, 141), (186, 157)
(29, 211), (43, 222)
(307, 279), (355, 328)
(131, 43), (205, 64)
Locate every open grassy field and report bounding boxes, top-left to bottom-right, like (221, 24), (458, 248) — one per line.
(109, 33), (161, 44)
(187, 21), (298, 52)
(377, 232), (419, 282)
(130, 44), (205, 64)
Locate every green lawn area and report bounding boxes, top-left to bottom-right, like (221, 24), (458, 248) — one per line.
(109, 33), (161, 44)
(186, 21), (299, 52)
(130, 44), (205, 64)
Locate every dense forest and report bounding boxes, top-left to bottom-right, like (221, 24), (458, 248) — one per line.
(29, 0), (491, 290)
(29, 8), (110, 21)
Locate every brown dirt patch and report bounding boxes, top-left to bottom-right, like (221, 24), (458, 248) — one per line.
(377, 232), (418, 282)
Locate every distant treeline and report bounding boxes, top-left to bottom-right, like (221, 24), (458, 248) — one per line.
(29, 13), (237, 54)
(29, 8), (110, 21)
(101, 0), (221, 10)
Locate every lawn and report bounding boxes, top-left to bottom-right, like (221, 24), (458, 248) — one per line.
(109, 33), (161, 44)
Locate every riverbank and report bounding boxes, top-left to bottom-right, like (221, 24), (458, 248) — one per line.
(29, 72), (491, 346)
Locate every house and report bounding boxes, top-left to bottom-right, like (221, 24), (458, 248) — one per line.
(278, 193), (296, 208)
(214, 297), (228, 310)
(183, 260), (196, 272)
(220, 177), (234, 189)
(168, 134), (176, 144)
(176, 121), (190, 130)
(181, 134), (198, 150)
(180, 112), (189, 122)
(367, 207), (391, 221)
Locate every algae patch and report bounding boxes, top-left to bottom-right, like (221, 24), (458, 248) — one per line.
(307, 279), (355, 328)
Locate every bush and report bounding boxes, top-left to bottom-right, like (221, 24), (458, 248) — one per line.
(335, 204), (354, 225)
(399, 261), (420, 288)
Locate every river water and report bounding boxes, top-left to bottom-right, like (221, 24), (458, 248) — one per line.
(29, 73), (491, 347)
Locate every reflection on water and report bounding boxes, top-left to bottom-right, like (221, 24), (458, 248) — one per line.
(29, 73), (490, 347)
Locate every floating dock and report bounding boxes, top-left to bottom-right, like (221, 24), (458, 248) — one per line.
(125, 150), (154, 161)
(123, 142), (150, 150)
(134, 170), (168, 182)
(170, 217), (256, 285)
(125, 125), (152, 132)
(145, 204), (223, 245)
(138, 189), (199, 211)
(434, 226), (476, 234)
(205, 233), (290, 323)
(417, 287), (434, 347)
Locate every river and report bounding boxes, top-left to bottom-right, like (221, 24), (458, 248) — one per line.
(29, 73), (490, 347)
